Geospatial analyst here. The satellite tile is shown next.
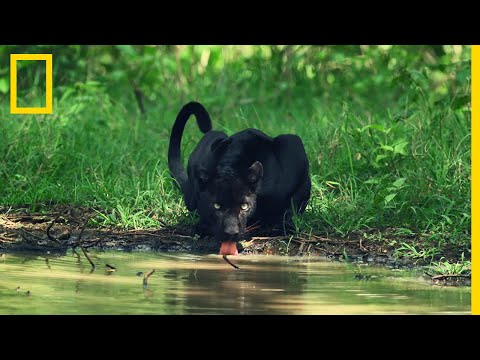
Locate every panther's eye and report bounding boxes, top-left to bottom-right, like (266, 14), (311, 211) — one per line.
(213, 203), (221, 210)
(241, 203), (249, 211)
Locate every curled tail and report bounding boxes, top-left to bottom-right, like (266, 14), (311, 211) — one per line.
(168, 101), (212, 194)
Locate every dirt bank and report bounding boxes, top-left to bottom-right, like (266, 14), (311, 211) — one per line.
(0, 206), (471, 286)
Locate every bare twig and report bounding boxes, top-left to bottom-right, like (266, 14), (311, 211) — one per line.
(223, 255), (240, 270)
(431, 274), (471, 281)
(307, 244), (313, 254)
(359, 238), (368, 252)
(296, 242), (305, 256)
(0, 235), (16, 242)
(127, 231), (168, 237)
(82, 227), (112, 248)
(143, 269), (155, 287)
(46, 212), (64, 243)
(79, 245), (95, 269)
(330, 240), (350, 255)
(71, 216), (96, 270)
(76, 216), (89, 242)
(298, 233), (336, 242)
(290, 238), (317, 244)
(250, 236), (280, 241)
(70, 215), (91, 248)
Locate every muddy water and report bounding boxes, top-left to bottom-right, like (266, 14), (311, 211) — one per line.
(0, 251), (470, 314)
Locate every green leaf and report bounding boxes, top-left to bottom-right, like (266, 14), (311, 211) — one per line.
(360, 124), (387, 133)
(392, 177), (406, 188)
(380, 145), (394, 152)
(384, 193), (397, 204)
(325, 181), (341, 189)
(0, 77), (8, 94)
(370, 124), (386, 132)
(325, 181), (341, 186)
(375, 154), (389, 163)
(393, 140), (408, 155)
(441, 214), (453, 225)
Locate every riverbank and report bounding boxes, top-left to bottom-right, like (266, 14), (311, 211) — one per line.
(0, 206), (471, 287)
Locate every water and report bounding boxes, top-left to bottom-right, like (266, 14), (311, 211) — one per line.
(0, 251), (470, 314)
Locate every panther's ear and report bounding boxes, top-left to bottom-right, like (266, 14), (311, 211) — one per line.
(211, 137), (232, 154)
(247, 161), (263, 185)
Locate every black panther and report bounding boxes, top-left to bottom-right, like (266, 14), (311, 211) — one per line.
(168, 102), (311, 255)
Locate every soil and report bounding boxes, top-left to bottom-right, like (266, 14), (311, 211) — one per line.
(0, 205), (471, 287)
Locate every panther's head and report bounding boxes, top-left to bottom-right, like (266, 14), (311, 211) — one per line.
(195, 161), (263, 255)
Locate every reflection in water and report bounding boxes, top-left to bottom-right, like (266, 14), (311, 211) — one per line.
(0, 251), (471, 315)
(168, 262), (307, 314)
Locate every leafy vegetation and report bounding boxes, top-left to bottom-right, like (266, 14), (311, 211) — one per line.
(0, 45), (471, 261)
(427, 253), (471, 276)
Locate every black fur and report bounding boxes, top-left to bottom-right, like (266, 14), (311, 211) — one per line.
(168, 101), (311, 244)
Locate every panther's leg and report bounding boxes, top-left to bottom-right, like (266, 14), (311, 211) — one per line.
(283, 177), (312, 234)
(292, 176), (311, 215)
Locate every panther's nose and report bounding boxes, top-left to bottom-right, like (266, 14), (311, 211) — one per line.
(224, 227), (239, 236)
(223, 216), (240, 236)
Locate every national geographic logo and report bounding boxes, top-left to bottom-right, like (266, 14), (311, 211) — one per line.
(10, 54), (53, 114)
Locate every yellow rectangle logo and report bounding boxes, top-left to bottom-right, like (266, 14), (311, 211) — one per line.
(10, 54), (53, 114)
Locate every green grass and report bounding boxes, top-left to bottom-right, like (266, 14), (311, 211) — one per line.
(393, 242), (441, 263)
(427, 253), (471, 276)
(0, 46), (471, 260)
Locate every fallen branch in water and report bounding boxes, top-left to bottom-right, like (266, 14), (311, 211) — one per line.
(70, 215), (96, 270)
(143, 269), (155, 287)
(80, 246), (95, 269)
(46, 212), (65, 243)
(223, 255), (240, 270)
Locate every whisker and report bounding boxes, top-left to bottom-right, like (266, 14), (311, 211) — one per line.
(245, 227), (261, 234)
(246, 221), (260, 232)
(246, 220), (260, 227)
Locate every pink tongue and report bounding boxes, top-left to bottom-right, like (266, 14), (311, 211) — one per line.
(219, 241), (238, 256)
